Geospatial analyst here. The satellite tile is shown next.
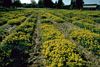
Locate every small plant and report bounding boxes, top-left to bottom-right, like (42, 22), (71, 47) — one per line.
(70, 29), (100, 56)
(94, 18), (100, 23)
(8, 16), (26, 25)
(0, 17), (8, 26)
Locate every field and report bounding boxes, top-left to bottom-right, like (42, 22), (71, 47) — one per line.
(0, 8), (100, 67)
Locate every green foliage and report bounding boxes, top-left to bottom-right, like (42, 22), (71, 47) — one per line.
(38, 0), (44, 8)
(79, 19), (95, 24)
(0, 9), (37, 67)
(40, 23), (86, 66)
(12, 0), (22, 7)
(40, 23), (64, 42)
(1, 32), (32, 47)
(0, 8), (100, 67)
(0, 32), (32, 67)
(73, 21), (100, 34)
(8, 19), (20, 25)
(8, 16), (26, 25)
(70, 29), (100, 56)
(0, 17), (8, 25)
(40, 13), (65, 23)
(42, 39), (85, 67)
(94, 18), (100, 23)
(51, 15), (65, 23)
(0, 28), (6, 42)
(31, 0), (37, 7)
(41, 19), (51, 23)
(16, 22), (35, 34)
(70, 0), (84, 9)
(57, 0), (64, 8)
(27, 18), (36, 23)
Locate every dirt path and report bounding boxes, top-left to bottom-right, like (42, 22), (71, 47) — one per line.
(29, 16), (45, 67)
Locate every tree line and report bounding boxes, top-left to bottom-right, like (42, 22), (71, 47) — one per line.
(33, 0), (84, 9)
(0, 0), (84, 9)
(0, 0), (22, 8)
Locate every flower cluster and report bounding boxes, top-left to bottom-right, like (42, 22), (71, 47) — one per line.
(40, 23), (85, 66)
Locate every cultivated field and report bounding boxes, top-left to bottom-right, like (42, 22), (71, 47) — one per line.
(0, 9), (100, 67)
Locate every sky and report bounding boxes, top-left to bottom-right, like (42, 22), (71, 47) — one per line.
(20, 0), (100, 5)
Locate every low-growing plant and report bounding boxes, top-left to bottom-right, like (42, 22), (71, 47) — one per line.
(8, 16), (26, 25)
(94, 18), (100, 23)
(70, 29), (100, 56)
(16, 22), (35, 34)
(79, 19), (95, 24)
(40, 23), (64, 42)
(51, 15), (65, 23)
(73, 21), (100, 34)
(0, 17), (8, 26)
(42, 39), (85, 67)
(0, 32), (32, 67)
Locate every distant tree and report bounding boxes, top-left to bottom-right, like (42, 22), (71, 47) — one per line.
(0, 0), (3, 7)
(70, 0), (84, 9)
(44, 0), (54, 8)
(22, 3), (32, 8)
(70, 0), (76, 9)
(13, 0), (22, 7)
(57, 0), (64, 9)
(3, 0), (12, 8)
(76, 0), (84, 9)
(38, 0), (44, 8)
(54, 1), (58, 8)
(31, 0), (37, 7)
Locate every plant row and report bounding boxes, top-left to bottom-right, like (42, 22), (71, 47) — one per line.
(70, 29), (100, 57)
(39, 23), (89, 67)
(0, 14), (36, 67)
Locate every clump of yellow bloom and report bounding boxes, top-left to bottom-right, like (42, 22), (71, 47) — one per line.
(40, 23), (64, 42)
(70, 29), (100, 56)
(40, 12), (65, 23)
(42, 39), (84, 67)
(40, 23), (85, 67)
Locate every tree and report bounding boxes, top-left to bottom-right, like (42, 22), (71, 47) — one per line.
(44, 0), (54, 8)
(57, 0), (64, 9)
(38, 0), (44, 8)
(3, 0), (12, 8)
(70, 0), (84, 9)
(76, 0), (84, 9)
(70, 0), (75, 9)
(13, 0), (22, 7)
(0, 0), (3, 7)
(54, 1), (58, 8)
(31, 0), (37, 7)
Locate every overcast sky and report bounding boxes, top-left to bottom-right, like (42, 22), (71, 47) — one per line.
(20, 0), (100, 5)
